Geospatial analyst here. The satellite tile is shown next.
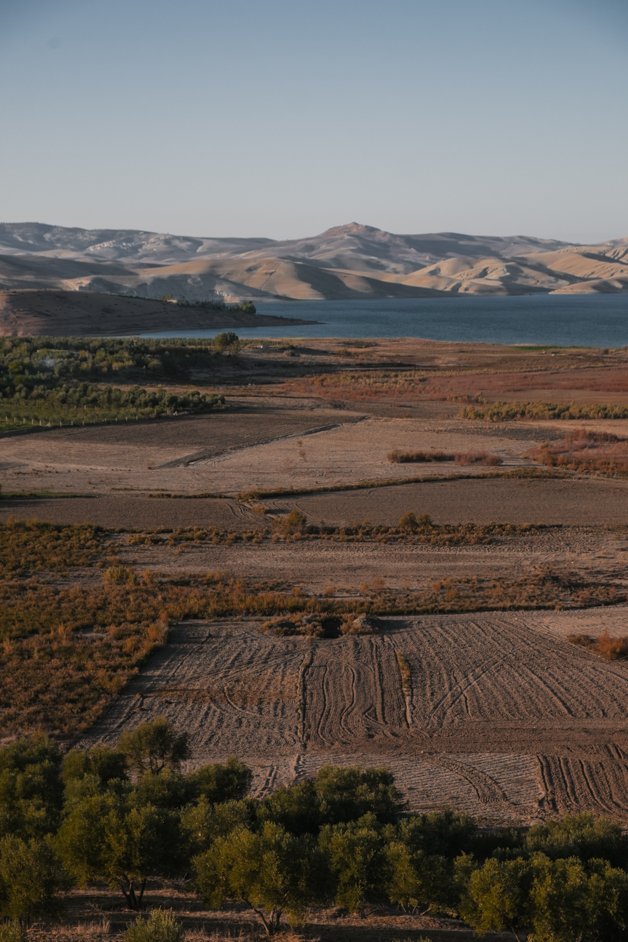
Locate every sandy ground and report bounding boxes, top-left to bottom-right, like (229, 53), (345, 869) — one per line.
(3, 478), (628, 529)
(82, 609), (628, 825)
(2, 407), (627, 529)
(34, 888), (514, 942)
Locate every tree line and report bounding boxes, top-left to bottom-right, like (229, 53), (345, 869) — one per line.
(1, 335), (241, 386)
(0, 335), (246, 430)
(0, 719), (626, 940)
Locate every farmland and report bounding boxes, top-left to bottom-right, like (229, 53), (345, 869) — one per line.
(82, 610), (628, 826)
(1, 335), (627, 938)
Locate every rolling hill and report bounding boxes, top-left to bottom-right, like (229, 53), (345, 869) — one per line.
(0, 221), (626, 302)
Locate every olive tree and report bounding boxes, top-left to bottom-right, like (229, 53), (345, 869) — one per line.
(459, 855), (532, 941)
(525, 813), (627, 866)
(56, 794), (183, 910)
(118, 719), (189, 776)
(0, 737), (63, 840)
(194, 821), (325, 935)
(528, 853), (628, 942)
(318, 813), (391, 913)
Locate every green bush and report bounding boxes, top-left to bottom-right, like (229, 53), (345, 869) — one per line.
(0, 923), (26, 942)
(0, 835), (66, 923)
(214, 331), (240, 352)
(124, 909), (183, 942)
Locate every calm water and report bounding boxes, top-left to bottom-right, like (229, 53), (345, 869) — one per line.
(148, 294), (628, 347)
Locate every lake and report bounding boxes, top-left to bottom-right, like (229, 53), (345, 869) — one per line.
(148, 293), (628, 347)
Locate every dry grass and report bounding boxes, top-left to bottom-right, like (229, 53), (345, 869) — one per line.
(28, 927), (260, 942)
(388, 450), (502, 466)
(567, 631), (628, 660)
(1, 524), (622, 737)
(0, 519), (104, 576)
(461, 400), (628, 421)
(529, 429), (628, 476)
(128, 516), (543, 548)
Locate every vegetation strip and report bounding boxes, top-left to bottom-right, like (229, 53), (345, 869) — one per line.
(461, 400), (628, 421)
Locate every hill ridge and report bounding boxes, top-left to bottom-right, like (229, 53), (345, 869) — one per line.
(0, 221), (626, 302)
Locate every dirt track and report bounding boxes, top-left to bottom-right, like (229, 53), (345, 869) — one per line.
(83, 609), (628, 824)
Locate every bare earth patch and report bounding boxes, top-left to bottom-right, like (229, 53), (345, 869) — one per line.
(287, 477), (628, 526)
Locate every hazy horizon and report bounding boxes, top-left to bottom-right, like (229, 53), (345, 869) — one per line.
(1, 0), (627, 242)
(1, 217), (626, 245)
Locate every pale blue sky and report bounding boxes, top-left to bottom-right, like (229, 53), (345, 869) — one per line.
(1, 0), (627, 241)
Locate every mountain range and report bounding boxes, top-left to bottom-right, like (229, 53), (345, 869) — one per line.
(1, 221), (627, 302)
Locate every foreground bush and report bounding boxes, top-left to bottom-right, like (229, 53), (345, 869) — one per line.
(0, 722), (627, 937)
(460, 852), (628, 942)
(0, 735), (64, 840)
(124, 909), (183, 942)
(0, 923), (25, 942)
(0, 835), (66, 924)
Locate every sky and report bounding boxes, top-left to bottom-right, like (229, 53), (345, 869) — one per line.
(1, 0), (627, 241)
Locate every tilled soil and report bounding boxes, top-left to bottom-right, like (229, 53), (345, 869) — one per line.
(82, 609), (628, 824)
(2, 478), (628, 528)
(116, 527), (626, 590)
(288, 477), (628, 526)
(0, 495), (265, 530)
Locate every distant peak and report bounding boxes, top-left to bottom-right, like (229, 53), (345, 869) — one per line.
(322, 222), (385, 237)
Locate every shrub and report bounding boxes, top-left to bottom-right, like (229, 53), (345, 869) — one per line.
(398, 512), (433, 532)
(124, 909), (183, 942)
(213, 332), (240, 353)
(529, 430), (628, 476)
(0, 923), (26, 942)
(0, 835), (66, 924)
(340, 613), (379, 635)
(461, 400), (628, 421)
(389, 450), (502, 466)
(273, 508), (308, 537)
(567, 632), (628, 661)
(389, 450), (454, 463)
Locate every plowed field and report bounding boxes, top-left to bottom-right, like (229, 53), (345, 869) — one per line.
(84, 608), (628, 824)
